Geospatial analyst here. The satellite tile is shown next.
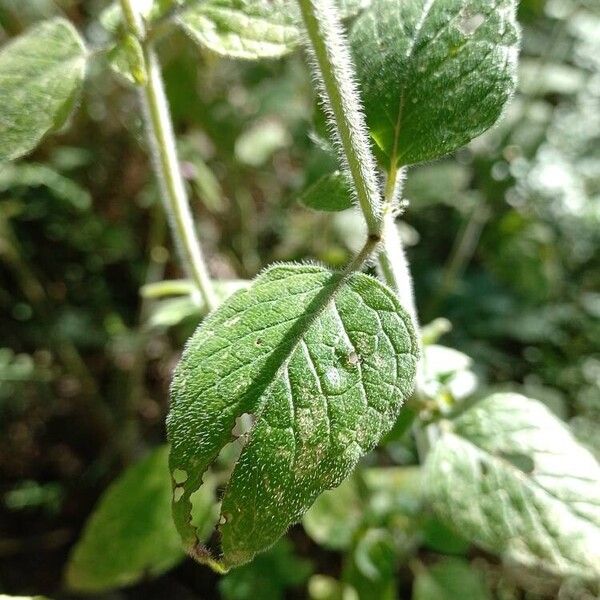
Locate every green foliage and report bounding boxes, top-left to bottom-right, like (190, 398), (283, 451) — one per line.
(299, 170), (354, 212)
(302, 475), (362, 550)
(2, 0), (599, 596)
(219, 538), (313, 600)
(0, 18), (87, 162)
(350, 0), (520, 168)
(412, 558), (491, 600)
(177, 0), (299, 60)
(425, 393), (600, 579)
(0, 162), (91, 209)
(66, 446), (216, 593)
(107, 33), (148, 86)
(168, 264), (418, 567)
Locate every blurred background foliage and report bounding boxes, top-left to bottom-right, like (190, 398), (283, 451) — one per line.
(0, 0), (598, 598)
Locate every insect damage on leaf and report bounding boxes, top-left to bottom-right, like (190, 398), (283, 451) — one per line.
(167, 263), (419, 569)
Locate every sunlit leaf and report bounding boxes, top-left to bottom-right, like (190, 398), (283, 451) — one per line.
(350, 0), (520, 167)
(177, 0), (300, 60)
(0, 18), (87, 162)
(168, 263), (419, 568)
(425, 393), (600, 579)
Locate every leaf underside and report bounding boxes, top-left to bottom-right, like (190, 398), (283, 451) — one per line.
(0, 18), (87, 162)
(351, 0), (520, 168)
(177, 0), (300, 60)
(168, 264), (418, 568)
(424, 393), (600, 580)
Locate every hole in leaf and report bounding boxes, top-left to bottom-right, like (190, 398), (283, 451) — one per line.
(232, 412), (256, 439)
(457, 12), (485, 36)
(173, 486), (184, 502)
(173, 468), (188, 484)
(347, 351), (361, 368)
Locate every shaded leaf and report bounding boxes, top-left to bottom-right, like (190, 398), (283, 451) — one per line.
(219, 538), (313, 600)
(424, 393), (600, 579)
(351, 0), (520, 167)
(66, 446), (216, 593)
(412, 558), (491, 600)
(303, 475), (363, 550)
(299, 171), (354, 212)
(107, 34), (148, 86)
(177, 0), (300, 60)
(0, 18), (87, 162)
(168, 263), (418, 568)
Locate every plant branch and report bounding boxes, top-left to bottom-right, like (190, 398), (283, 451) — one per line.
(118, 0), (217, 312)
(297, 0), (382, 238)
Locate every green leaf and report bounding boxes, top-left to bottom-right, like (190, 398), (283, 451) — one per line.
(299, 171), (354, 212)
(0, 18), (87, 162)
(338, 0), (372, 19)
(303, 475), (363, 550)
(107, 34), (148, 86)
(350, 0), (520, 168)
(412, 558), (491, 600)
(219, 538), (313, 600)
(344, 529), (398, 600)
(424, 393), (600, 579)
(168, 263), (419, 568)
(0, 163), (91, 210)
(421, 344), (478, 407)
(66, 446), (216, 593)
(144, 279), (250, 329)
(177, 0), (300, 60)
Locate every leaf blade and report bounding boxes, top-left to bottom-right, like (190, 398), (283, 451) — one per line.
(350, 0), (520, 167)
(168, 264), (418, 567)
(424, 393), (600, 579)
(65, 446), (216, 593)
(176, 0), (300, 60)
(0, 18), (87, 162)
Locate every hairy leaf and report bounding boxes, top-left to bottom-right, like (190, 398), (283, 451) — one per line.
(168, 264), (418, 568)
(299, 171), (354, 212)
(177, 0), (300, 60)
(0, 18), (87, 162)
(350, 0), (520, 167)
(424, 393), (600, 579)
(66, 446), (216, 592)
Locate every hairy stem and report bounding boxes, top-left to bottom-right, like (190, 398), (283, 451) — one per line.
(118, 0), (217, 312)
(377, 169), (420, 330)
(297, 0), (382, 237)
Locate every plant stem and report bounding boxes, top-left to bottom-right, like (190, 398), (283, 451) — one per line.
(376, 168), (420, 330)
(118, 0), (217, 312)
(297, 0), (382, 238)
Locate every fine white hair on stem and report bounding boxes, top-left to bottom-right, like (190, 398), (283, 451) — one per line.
(297, 0), (383, 237)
